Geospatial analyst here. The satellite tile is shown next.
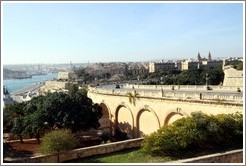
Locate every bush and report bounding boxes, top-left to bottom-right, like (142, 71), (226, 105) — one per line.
(39, 129), (78, 162)
(113, 128), (128, 141)
(141, 112), (243, 155)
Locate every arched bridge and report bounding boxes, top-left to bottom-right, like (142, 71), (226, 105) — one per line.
(88, 84), (243, 138)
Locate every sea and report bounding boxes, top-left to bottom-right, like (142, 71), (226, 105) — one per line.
(3, 72), (58, 93)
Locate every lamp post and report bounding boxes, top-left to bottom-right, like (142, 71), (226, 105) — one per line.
(160, 76), (163, 85)
(205, 73), (209, 90)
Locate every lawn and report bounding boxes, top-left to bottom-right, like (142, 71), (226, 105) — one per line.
(65, 146), (241, 163)
(66, 148), (173, 163)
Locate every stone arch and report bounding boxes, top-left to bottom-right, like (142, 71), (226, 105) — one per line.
(164, 107), (188, 125)
(115, 102), (134, 138)
(136, 105), (160, 137)
(98, 102), (112, 134)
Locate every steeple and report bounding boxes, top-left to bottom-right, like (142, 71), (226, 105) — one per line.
(197, 52), (201, 61)
(208, 52), (212, 61)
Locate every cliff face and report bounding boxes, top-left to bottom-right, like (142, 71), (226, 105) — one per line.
(223, 66), (243, 87)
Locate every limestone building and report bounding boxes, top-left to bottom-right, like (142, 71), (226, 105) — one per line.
(149, 52), (222, 72)
(149, 62), (176, 73)
(223, 66), (243, 87)
(58, 71), (76, 81)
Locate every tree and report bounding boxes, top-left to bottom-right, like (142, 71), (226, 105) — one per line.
(236, 62), (243, 70)
(20, 95), (47, 143)
(3, 105), (14, 133)
(73, 67), (86, 78)
(206, 69), (224, 85)
(11, 117), (25, 143)
(39, 129), (78, 162)
(22, 110), (47, 143)
(4, 102), (27, 142)
(5, 91), (102, 143)
(67, 83), (79, 95)
(227, 60), (243, 70)
(43, 91), (102, 132)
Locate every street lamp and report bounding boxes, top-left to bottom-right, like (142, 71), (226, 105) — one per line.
(205, 73), (209, 90)
(160, 76), (163, 85)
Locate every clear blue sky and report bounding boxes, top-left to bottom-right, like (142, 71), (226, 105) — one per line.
(2, 2), (244, 64)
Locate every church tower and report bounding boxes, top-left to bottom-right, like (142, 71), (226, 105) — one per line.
(197, 52), (201, 61)
(208, 52), (212, 61)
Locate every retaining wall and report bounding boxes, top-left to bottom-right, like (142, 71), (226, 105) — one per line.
(5, 138), (243, 163)
(173, 149), (243, 163)
(5, 138), (144, 163)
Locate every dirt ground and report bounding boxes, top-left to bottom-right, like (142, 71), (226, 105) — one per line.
(3, 137), (103, 159)
(4, 139), (40, 159)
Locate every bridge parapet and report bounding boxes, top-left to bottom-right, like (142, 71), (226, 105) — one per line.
(125, 84), (243, 92)
(88, 85), (243, 138)
(88, 86), (243, 104)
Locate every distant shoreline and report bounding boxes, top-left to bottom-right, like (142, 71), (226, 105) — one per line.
(3, 73), (58, 94)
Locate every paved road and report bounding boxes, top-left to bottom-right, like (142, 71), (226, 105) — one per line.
(10, 83), (43, 96)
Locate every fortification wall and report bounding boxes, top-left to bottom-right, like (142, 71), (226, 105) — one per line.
(223, 67), (243, 87)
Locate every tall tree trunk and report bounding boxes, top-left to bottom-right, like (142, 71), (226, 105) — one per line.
(36, 132), (40, 144)
(57, 152), (60, 163)
(20, 135), (24, 143)
(37, 137), (40, 144)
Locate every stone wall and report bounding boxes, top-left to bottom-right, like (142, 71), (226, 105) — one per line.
(5, 138), (144, 163)
(125, 84), (243, 92)
(173, 149), (243, 163)
(5, 139), (243, 163)
(88, 87), (243, 137)
(42, 80), (68, 92)
(90, 86), (243, 103)
(223, 67), (243, 87)
(57, 72), (75, 80)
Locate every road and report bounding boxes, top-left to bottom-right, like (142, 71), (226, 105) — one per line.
(10, 83), (43, 96)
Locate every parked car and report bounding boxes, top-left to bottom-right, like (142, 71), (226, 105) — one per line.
(115, 84), (120, 89)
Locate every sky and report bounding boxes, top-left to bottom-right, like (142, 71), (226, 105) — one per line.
(1, 2), (244, 64)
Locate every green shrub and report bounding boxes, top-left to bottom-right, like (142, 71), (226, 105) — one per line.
(39, 129), (78, 162)
(113, 128), (128, 141)
(141, 112), (243, 155)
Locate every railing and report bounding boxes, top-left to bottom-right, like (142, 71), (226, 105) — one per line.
(88, 86), (243, 103)
(125, 84), (243, 92)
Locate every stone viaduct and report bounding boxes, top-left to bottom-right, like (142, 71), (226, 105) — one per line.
(87, 84), (243, 138)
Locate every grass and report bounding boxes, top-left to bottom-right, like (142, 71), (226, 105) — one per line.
(65, 145), (242, 163)
(66, 148), (173, 163)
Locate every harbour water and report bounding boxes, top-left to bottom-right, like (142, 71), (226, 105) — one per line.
(3, 73), (58, 93)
